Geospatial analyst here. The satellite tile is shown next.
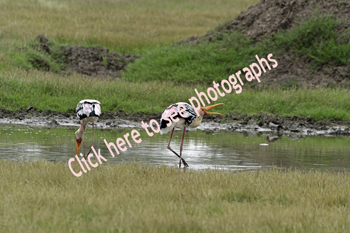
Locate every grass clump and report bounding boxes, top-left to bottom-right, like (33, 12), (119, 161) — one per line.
(275, 15), (350, 66)
(223, 87), (350, 121)
(0, 159), (349, 232)
(122, 30), (269, 84)
(11, 41), (66, 73)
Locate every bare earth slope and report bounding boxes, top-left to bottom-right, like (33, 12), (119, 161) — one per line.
(177, 0), (350, 88)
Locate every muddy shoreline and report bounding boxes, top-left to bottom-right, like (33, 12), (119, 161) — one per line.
(1, 108), (350, 138)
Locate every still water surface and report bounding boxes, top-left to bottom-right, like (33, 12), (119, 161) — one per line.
(0, 124), (349, 171)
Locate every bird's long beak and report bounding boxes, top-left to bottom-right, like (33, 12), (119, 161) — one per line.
(75, 138), (82, 162)
(200, 103), (225, 116)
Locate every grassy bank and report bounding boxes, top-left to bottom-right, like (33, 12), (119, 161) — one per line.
(1, 69), (350, 121)
(0, 160), (349, 232)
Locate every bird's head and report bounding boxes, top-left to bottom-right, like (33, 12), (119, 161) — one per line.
(200, 103), (225, 117)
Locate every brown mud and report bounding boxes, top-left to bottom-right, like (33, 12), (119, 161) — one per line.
(1, 108), (350, 138)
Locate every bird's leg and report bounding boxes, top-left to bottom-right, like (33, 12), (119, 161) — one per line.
(179, 127), (187, 168)
(92, 122), (95, 147)
(167, 128), (189, 167)
(84, 122), (94, 159)
(82, 121), (85, 158)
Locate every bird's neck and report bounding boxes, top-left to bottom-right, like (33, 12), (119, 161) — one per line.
(190, 115), (203, 128)
(75, 121), (88, 140)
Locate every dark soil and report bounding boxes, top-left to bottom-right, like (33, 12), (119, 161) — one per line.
(177, 0), (350, 89)
(34, 35), (140, 78)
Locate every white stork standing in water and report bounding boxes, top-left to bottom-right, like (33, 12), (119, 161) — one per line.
(75, 99), (101, 161)
(160, 102), (224, 168)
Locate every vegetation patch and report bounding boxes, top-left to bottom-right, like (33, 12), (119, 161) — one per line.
(0, 160), (349, 233)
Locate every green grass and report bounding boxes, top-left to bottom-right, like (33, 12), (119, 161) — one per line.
(0, 70), (195, 113)
(0, 160), (349, 233)
(1, 69), (350, 120)
(10, 40), (67, 73)
(123, 31), (262, 84)
(274, 15), (350, 66)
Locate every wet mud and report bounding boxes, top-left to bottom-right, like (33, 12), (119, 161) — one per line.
(1, 108), (350, 139)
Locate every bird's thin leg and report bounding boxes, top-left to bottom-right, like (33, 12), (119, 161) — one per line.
(167, 128), (189, 167)
(92, 122), (95, 147)
(84, 122), (94, 159)
(179, 127), (186, 168)
(82, 121), (85, 158)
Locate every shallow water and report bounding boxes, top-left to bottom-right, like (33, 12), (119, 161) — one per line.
(1, 123), (349, 172)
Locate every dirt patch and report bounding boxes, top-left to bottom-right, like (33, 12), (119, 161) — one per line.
(33, 35), (140, 78)
(177, 0), (350, 89)
(246, 51), (350, 89)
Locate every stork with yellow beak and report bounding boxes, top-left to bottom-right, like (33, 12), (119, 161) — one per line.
(160, 102), (224, 168)
(75, 99), (101, 161)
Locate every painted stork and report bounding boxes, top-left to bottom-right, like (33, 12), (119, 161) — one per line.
(160, 102), (224, 168)
(75, 99), (101, 161)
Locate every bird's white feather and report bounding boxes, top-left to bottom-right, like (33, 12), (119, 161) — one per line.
(75, 99), (101, 140)
(159, 102), (200, 135)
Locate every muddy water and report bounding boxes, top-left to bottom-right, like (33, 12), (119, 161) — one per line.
(1, 124), (349, 172)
